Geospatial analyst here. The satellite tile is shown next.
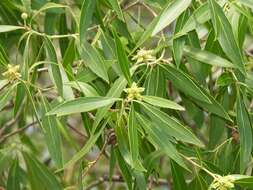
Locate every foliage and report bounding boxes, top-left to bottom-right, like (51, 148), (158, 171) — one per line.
(0, 0), (253, 189)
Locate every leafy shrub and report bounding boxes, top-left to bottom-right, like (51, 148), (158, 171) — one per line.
(0, 0), (253, 189)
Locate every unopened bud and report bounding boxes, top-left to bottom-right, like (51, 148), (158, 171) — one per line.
(21, 12), (28, 20)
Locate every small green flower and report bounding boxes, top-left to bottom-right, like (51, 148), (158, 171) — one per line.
(211, 175), (235, 190)
(132, 49), (156, 65)
(124, 82), (145, 101)
(2, 64), (21, 82)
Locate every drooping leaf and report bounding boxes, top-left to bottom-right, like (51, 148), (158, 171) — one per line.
(138, 102), (203, 147)
(142, 95), (185, 110)
(236, 91), (252, 173)
(183, 45), (236, 68)
(47, 97), (119, 116)
(23, 152), (63, 190)
(112, 28), (131, 84)
(79, 0), (97, 44)
(7, 159), (20, 190)
(208, 0), (246, 75)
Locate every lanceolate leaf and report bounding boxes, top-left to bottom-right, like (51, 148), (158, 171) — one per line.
(44, 37), (63, 97)
(0, 25), (24, 33)
(136, 114), (188, 170)
(138, 102), (203, 147)
(160, 64), (211, 103)
(23, 152), (63, 190)
(78, 42), (109, 83)
(142, 95), (185, 110)
(7, 159), (20, 190)
(41, 97), (63, 168)
(152, 0), (191, 36)
(183, 46), (236, 68)
(236, 92), (253, 173)
(171, 160), (188, 190)
(128, 103), (145, 171)
(112, 29), (131, 84)
(208, 0), (246, 75)
(108, 0), (124, 21)
(135, 0), (191, 49)
(47, 97), (119, 116)
(79, 0), (97, 44)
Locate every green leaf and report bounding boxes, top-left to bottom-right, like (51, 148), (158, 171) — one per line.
(0, 25), (24, 33)
(208, 0), (246, 75)
(47, 97), (119, 116)
(78, 42), (109, 83)
(238, 0), (253, 9)
(0, 84), (14, 111)
(151, 0), (191, 36)
(173, 10), (188, 67)
(23, 152), (63, 190)
(142, 95), (185, 110)
(108, 0), (124, 21)
(183, 46), (236, 68)
(115, 147), (133, 190)
(79, 0), (97, 44)
(144, 65), (166, 97)
(160, 64), (211, 103)
(41, 97), (63, 168)
(233, 174), (253, 188)
(171, 160), (187, 190)
(135, 0), (191, 49)
(136, 113), (188, 170)
(112, 29), (131, 84)
(7, 159), (20, 190)
(236, 91), (252, 173)
(128, 103), (145, 171)
(66, 81), (99, 97)
(44, 37), (63, 97)
(138, 102), (203, 147)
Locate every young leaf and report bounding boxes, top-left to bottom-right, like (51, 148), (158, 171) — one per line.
(0, 25), (24, 33)
(47, 97), (119, 116)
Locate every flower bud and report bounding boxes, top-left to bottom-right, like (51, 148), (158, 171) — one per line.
(21, 12), (28, 20)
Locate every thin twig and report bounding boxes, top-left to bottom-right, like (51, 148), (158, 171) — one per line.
(82, 140), (108, 178)
(0, 121), (38, 144)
